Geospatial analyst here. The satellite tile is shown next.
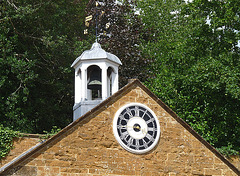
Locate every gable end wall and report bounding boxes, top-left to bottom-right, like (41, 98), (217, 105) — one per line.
(2, 83), (238, 176)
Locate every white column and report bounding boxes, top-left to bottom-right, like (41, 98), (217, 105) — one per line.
(74, 68), (81, 104)
(112, 69), (119, 94)
(107, 75), (110, 97)
(101, 65), (108, 100)
(81, 67), (87, 100)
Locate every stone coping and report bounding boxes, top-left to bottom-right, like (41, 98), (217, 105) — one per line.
(19, 133), (46, 138)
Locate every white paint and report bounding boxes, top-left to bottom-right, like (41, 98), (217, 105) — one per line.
(72, 42), (122, 120)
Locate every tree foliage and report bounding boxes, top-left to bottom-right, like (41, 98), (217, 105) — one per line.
(138, 0), (240, 152)
(1, 0), (37, 132)
(0, 125), (19, 160)
(1, 0), (239, 155)
(1, 0), (88, 133)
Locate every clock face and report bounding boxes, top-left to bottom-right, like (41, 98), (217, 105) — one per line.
(113, 103), (160, 154)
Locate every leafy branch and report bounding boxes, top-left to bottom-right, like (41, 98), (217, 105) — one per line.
(0, 125), (19, 160)
(40, 126), (61, 139)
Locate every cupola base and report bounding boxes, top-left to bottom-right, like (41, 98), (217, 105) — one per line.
(73, 100), (102, 121)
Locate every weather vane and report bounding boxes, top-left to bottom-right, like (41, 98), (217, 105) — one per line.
(84, 0), (110, 42)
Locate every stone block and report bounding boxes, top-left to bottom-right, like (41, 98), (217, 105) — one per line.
(204, 168), (222, 175)
(28, 159), (45, 167)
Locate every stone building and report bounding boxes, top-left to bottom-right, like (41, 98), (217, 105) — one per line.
(0, 43), (239, 175)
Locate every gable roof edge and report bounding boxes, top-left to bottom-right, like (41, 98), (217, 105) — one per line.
(0, 79), (239, 175)
(0, 79), (140, 175)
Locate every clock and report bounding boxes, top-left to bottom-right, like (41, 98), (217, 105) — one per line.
(113, 103), (160, 154)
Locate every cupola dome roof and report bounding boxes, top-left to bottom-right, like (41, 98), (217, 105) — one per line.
(71, 42), (122, 68)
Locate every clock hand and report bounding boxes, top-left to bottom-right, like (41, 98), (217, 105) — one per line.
(121, 125), (146, 134)
(120, 125), (140, 130)
(120, 125), (135, 129)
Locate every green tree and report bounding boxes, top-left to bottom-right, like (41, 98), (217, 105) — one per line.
(1, 0), (88, 133)
(138, 0), (240, 153)
(180, 0), (240, 153)
(1, 1), (37, 132)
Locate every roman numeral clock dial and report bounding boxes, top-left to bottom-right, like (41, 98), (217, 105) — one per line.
(113, 103), (160, 154)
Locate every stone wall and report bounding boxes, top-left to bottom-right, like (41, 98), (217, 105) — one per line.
(2, 85), (239, 175)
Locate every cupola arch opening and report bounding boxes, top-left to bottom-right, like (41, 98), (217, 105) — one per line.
(87, 65), (102, 100)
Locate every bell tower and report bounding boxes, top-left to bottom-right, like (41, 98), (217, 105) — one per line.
(71, 42), (122, 121)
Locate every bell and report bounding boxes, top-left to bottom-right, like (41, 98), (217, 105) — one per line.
(87, 69), (102, 90)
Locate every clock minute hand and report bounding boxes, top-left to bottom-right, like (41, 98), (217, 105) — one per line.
(120, 125), (140, 130)
(120, 125), (133, 129)
(121, 125), (146, 134)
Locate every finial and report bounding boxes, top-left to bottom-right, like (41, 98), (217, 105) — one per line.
(91, 42), (101, 50)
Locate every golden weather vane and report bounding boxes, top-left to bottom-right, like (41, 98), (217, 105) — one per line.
(84, 1), (110, 40)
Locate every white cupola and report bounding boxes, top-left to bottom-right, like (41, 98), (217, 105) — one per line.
(71, 42), (122, 121)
